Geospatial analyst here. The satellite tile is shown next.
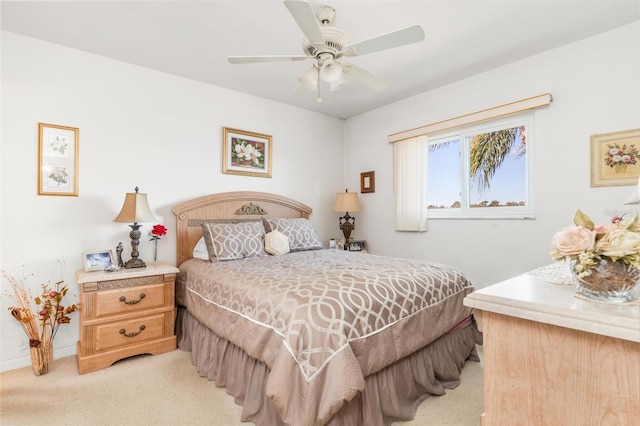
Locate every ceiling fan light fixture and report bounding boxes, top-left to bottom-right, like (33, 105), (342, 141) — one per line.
(297, 65), (318, 88)
(320, 60), (343, 83)
(330, 75), (348, 92)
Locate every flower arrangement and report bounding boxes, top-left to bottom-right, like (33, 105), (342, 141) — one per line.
(232, 139), (264, 167)
(550, 210), (640, 278)
(149, 224), (167, 263)
(3, 269), (78, 374)
(603, 143), (638, 168)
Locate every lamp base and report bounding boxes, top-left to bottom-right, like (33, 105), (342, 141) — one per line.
(124, 257), (146, 269)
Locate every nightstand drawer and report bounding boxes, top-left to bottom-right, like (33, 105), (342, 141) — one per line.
(95, 282), (166, 317)
(94, 312), (170, 352)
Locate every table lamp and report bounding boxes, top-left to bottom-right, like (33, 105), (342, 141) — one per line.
(333, 189), (361, 242)
(113, 186), (157, 268)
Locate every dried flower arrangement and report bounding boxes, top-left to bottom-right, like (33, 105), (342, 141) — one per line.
(2, 268), (78, 374)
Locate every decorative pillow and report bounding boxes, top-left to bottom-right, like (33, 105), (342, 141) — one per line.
(202, 221), (267, 261)
(262, 218), (323, 252)
(264, 230), (291, 256)
(192, 237), (209, 260)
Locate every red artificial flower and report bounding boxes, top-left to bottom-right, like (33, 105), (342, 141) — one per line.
(150, 224), (167, 240)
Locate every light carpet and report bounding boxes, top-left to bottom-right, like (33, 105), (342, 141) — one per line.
(0, 346), (484, 425)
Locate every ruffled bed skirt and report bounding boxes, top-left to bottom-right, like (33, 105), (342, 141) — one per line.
(176, 306), (482, 426)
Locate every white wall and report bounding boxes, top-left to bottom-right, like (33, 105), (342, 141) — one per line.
(0, 32), (345, 371)
(3, 22), (638, 372)
(344, 22), (640, 289)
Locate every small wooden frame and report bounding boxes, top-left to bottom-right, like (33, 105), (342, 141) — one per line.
(38, 123), (79, 196)
(222, 127), (272, 178)
(360, 171), (375, 193)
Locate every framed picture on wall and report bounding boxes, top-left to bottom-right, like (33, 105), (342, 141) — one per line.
(591, 128), (640, 187)
(361, 171), (375, 193)
(222, 127), (272, 178)
(38, 123), (79, 196)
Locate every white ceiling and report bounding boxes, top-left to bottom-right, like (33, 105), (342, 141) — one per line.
(2, 1), (639, 119)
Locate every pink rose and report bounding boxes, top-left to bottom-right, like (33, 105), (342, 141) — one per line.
(594, 224), (616, 235)
(550, 226), (596, 259)
(595, 228), (640, 260)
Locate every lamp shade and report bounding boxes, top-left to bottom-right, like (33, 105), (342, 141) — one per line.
(624, 177), (640, 205)
(114, 187), (157, 223)
(333, 191), (361, 213)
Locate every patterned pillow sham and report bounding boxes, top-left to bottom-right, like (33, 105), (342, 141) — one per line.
(262, 217), (323, 252)
(202, 221), (267, 261)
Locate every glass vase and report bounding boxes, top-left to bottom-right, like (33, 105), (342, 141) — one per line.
(30, 340), (53, 376)
(568, 258), (639, 303)
(152, 239), (158, 264)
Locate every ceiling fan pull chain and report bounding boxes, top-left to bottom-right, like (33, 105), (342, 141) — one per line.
(316, 63), (322, 103)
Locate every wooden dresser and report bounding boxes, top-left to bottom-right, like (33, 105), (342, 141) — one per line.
(75, 263), (179, 374)
(464, 271), (640, 425)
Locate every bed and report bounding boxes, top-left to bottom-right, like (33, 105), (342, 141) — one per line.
(172, 191), (482, 426)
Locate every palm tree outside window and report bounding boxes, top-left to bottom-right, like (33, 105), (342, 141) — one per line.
(426, 113), (534, 219)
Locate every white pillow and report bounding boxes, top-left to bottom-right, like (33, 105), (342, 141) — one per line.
(193, 237), (210, 260)
(264, 230), (290, 256)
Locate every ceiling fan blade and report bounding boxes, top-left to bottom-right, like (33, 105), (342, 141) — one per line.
(284, 0), (324, 45)
(228, 55), (310, 64)
(341, 25), (425, 57)
(342, 63), (389, 91)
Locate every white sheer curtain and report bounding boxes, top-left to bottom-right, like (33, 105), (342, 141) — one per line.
(393, 136), (428, 231)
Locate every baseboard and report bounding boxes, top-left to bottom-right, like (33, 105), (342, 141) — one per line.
(0, 345), (77, 373)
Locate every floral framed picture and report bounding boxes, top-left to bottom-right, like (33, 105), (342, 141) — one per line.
(591, 128), (640, 187)
(81, 250), (114, 272)
(222, 127), (272, 178)
(38, 123), (79, 196)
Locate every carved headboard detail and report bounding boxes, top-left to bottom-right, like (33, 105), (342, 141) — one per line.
(172, 191), (312, 266)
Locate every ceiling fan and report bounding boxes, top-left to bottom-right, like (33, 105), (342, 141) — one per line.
(227, 0), (425, 102)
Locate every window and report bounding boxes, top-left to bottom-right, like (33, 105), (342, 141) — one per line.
(426, 113), (534, 219)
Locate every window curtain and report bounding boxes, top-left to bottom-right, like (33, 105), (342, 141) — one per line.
(394, 136), (428, 231)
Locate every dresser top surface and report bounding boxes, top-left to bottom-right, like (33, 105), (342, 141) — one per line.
(464, 268), (640, 342)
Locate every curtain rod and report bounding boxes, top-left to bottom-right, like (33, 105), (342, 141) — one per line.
(388, 93), (553, 143)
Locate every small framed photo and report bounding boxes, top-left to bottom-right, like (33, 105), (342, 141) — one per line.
(82, 250), (115, 272)
(222, 127), (272, 178)
(38, 123), (79, 196)
(590, 128), (640, 187)
(361, 171), (375, 193)
(347, 240), (367, 252)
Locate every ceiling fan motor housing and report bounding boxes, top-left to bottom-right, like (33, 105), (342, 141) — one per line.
(302, 26), (348, 59)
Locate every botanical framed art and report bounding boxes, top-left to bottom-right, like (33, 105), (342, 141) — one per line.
(82, 250), (114, 272)
(360, 171), (375, 193)
(222, 127), (272, 178)
(38, 123), (79, 196)
(591, 128), (640, 187)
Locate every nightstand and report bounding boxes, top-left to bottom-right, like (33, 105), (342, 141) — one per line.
(75, 263), (179, 374)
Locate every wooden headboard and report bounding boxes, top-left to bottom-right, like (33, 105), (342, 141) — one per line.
(171, 191), (312, 266)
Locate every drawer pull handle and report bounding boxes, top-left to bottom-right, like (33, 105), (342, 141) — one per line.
(119, 325), (146, 338)
(119, 293), (146, 305)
